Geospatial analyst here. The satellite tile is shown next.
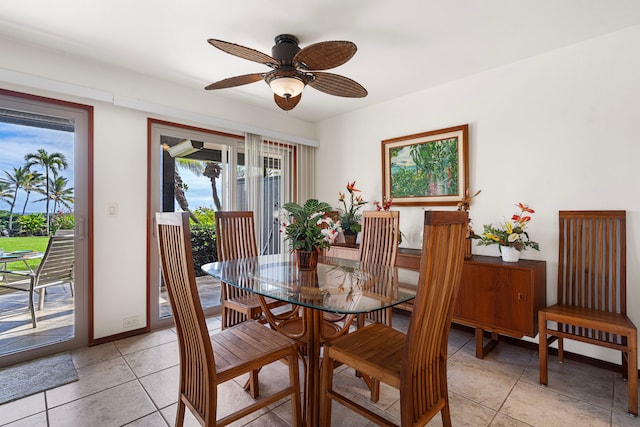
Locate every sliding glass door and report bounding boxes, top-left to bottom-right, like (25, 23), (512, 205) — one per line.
(0, 90), (90, 367)
(148, 121), (295, 329)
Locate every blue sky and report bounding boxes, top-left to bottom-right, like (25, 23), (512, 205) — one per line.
(0, 122), (75, 214)
(177, 167), (218, 211)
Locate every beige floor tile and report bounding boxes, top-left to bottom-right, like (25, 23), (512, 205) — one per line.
(114, 328), (177, 356)
(46, 356), (136, 408)
(447, 353), (518, 410)
(47, 380), (156, 427)
(448, 328), (474, 355)
(124, 411), (169, 426)
(70, 341), (121, 369)
(611, 411), (640, 427)
(489, 412), (534, 426)
(123, 340), (179, 377)
(139, 365), (180, 409)
(161, 403), (201, 427)
(0, 393), (45, 425)
(458, 337), (537, 378)
(3, 411), (48, 427)
(612, 374), (639, 415)
(522, 356), (615, 411)
(501, 381), (611, 426)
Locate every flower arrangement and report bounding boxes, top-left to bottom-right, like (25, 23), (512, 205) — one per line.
(280, 199), (339, 252)
(338, 181), (367, 235)
(373, 196), (393, 211)
(473, 202), (540, 252)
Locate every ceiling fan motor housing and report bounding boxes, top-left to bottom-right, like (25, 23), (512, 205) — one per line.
(272, 34), (300, 65)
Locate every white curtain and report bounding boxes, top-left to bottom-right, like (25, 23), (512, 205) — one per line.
(243, 133), (316, 254)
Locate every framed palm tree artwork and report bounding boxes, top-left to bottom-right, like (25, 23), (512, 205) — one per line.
(381, 124), (469, 206)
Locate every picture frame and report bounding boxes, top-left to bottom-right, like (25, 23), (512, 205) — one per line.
(381, 124), (469, 206)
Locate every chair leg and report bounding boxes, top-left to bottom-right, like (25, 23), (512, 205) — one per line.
(558, 337), (564, 363)
(320, 350), (335, 427)
(627, 332), (638, 416)
(288, 353), (302, 426)
(38, 288), (45, 310)
(247, 369), (260, 398)
(440, 398), (452, 427)
(175, 397), (186, 427)
(28, 289), (37, 328)
(538, 312), (548, 385)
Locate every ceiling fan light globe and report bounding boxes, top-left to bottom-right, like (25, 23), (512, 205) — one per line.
(269, 76), (305, 98)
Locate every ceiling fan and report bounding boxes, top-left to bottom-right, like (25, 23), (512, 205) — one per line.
(205, 34), (368, 111)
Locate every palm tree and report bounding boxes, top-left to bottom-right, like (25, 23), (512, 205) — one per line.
(21, 170), (45, 215)
(48, 175), (74, 213)
(24, 149), (68, 232)
(0, 179), (13, 207)
(3, 166), (32, 233)
(203, 162), (222, 211)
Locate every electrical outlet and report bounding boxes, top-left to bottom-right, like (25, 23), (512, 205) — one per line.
(123, 315), (140, 328)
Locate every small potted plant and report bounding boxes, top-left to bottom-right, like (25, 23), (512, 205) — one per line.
(338, 181), (367, 245)
(280, 199), (338, 269)
(472, 202), (540, 262)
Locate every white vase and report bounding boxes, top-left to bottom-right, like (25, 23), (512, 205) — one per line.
(500, 246), (520, 262)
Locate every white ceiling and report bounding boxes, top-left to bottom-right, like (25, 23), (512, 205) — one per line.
(1, 0), (639, 123)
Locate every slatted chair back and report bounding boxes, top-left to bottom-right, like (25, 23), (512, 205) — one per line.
(401, 210), (468, 425)
(35, 234), (75, 290)
(156, 212), (217, 425)
(358, 210), (399, 329)
(215, 211), (259, 328)
(558, 210), (626, 322)
(359, 210), (399, 266)
(215, 211), (258, 261)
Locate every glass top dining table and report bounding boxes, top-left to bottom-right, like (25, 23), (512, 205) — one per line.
(201, 253), (419, 314)
(201, 253), (420, 427)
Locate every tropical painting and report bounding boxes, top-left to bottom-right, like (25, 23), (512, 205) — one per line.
(382, 125), (468, 206)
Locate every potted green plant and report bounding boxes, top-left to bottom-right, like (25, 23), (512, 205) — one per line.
(280, 199), (338, 269)
(472, 202), (540, 262)
(337, 181), (367, 245)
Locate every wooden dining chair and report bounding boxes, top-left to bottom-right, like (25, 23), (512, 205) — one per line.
(215, 211), (287, 330)
(359, 210), (400, 327)
(538, 210), (637, 416)
(156, 212), (302, 427)
(320, 210), (468, 427)
(352, 210), (400, 401)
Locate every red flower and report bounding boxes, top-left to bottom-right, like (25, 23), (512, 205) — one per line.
(517, 203), (535, 214)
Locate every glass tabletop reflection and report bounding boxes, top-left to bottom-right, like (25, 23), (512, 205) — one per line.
(201, 254), (418, 314)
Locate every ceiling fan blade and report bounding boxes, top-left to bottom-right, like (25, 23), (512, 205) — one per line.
(274, 93), (301, 111)
(205, 73), (264, 90)
(309, 72), (368, 98)
(293, 41), (357, 70)
(208, 39), (279, 67)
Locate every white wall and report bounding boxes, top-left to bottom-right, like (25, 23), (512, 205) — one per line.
(315, 25), (640, 364)
(0, 38), (317, 339)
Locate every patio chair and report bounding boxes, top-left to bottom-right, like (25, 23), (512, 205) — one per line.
(0, 234), (74, 328)
(320, 211), (468, 427)
(156, 212), (301, 427)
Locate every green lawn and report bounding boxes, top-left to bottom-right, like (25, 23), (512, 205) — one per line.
(0, 236), (50, 271)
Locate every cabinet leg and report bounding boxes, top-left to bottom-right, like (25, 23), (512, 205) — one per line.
(475, 328), (500, 359)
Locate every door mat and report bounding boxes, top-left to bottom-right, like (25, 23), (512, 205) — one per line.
(0, 352), (78, 405)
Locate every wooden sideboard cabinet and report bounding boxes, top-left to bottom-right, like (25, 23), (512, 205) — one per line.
(454, 255), (546, 358)
(323, 246), (547, 359)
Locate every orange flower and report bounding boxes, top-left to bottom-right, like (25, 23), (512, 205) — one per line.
(338, 192), (345, 201)
(346, 181), (360, 193)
